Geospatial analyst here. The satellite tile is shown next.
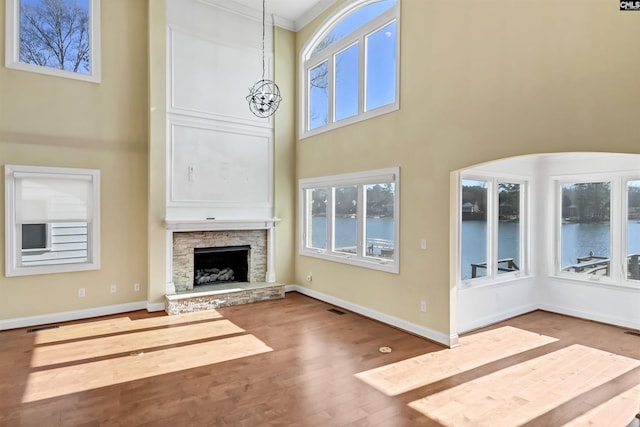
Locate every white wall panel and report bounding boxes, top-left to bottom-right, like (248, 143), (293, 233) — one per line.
(170, 121), (271, 205)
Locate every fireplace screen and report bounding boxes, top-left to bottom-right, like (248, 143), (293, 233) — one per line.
(194, 245), (250, 285)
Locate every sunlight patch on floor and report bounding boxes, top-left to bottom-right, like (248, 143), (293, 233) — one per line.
(355, 326), (557, 396)
(408, 344), (640, 427)
(23, 333), (272, 403)
(561, 383), (640, 427)
(31, 319), (244, 367)
(33, 309), (224, 344)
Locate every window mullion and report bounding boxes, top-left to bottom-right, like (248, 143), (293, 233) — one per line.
(357, 184), (365, 257)
(328, 187), (336, 254)
(328, 56), (336, 125)
(359, 34), (366, 115)
(488, 180), (496, 279)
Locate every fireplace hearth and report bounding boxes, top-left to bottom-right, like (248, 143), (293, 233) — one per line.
(194, 245), (249, 286)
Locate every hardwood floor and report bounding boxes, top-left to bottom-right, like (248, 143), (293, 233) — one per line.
(0, 292), (638, 426)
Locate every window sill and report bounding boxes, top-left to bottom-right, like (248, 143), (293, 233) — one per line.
(550, 274), (640, 291)
(459, 273), (534, 291)
(300, 250), (399, 274)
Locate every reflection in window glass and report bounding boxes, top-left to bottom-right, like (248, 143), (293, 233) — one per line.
(461, 180), (488, 279)
(309, 61), (329, 130)
(310, 0), (396, 58)
(335, 43), (359, 122)
(365, 21), (396, 112)
(365, 183), (395, 258)
(561, 182), (611, 277)
(497, 183), (520, 275)
(307, 188), (327, 250)
(334, 186), (358, 254)
(628, 180), (640, 281)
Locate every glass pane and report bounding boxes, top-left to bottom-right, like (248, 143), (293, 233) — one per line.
(365, 183), (395, 259)
(309, 61), (329, 130)
(333, 186), (358, 254)
(627, 180), (640, 281)
(497, 183), (520, 275)
(19, 0), (92, 74)
(307, 189), (327, 250)
(365, 21), (396, 111)
(334, 43), (359, 122)
(560, 182), (611, 277)
(310, 0), (396, 58)
(461, 180), (488, 279)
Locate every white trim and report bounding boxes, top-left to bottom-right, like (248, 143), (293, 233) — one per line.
(299, 0), (400, 138)
(538, 302), (640, 331)
(299, 167), (400, 274)
(286, 285), (456, 347)
(5, 0), (101, 83)
(5, 165), (101, 277)
(0, 301), (148, 331)
(457, 304), (538, 334)
(147, 302), (168, 312)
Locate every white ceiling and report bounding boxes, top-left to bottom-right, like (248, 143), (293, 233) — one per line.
(201, 0), (338, 31)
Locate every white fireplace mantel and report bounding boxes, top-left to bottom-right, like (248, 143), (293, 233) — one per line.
(165, 217), (280, 232)
(164, 217), (281, 294)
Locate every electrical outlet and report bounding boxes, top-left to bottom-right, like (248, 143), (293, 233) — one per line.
(306, 273), (313, 282)
(420, 301), (427, 312)
(134, 283), (140, 292)
(78, 288), (85, 297)
(420, 239), (427, 250)
(110, 284), (117, 293)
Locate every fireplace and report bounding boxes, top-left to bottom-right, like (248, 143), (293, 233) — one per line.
(170, 229), (269, 292)
(194, 245), (249, 286)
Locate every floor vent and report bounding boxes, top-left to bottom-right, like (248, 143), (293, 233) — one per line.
(624, 331), (640, 337)
(328, 308), (346, 315)
(26, 325), (60, 333)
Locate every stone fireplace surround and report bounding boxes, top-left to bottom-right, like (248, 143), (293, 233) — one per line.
(164, 218), (283, 314)
(173, 230), (266, 291)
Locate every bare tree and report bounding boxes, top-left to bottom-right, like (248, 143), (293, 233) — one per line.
(19, 0), (90, 73)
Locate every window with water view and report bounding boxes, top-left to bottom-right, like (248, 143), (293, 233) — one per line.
(461, 178), (524, 282)
(300, 168), (399, 273)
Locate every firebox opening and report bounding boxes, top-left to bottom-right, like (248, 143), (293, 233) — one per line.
(194, 245), (250, 286)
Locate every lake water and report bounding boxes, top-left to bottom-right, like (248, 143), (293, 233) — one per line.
(461, 221), (640, 279)
(311, 217), (640, 279)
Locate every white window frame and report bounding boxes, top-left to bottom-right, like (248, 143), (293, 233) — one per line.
(458, 173), (530, 286)
(5, 0), (101, 83)
(552, 173), (640, 288)
(5, 165), (100, 277)
(299, 167), (400, 273)
(299, 0), (400, 139)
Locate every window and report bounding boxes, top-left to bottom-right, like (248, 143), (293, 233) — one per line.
(5, 165), (100, 276)
(460, 176), (527, 283)
(555, 175), (639, 285)
(299, 168), (399, 273)
(5, 0), (101, 83)
(627, 180), (640, 281)
(300, 0), (399, 137)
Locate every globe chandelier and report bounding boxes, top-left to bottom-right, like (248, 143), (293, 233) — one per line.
(246, 0), (282, 118)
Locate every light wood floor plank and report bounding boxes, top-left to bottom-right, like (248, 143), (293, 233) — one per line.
(355, 325), (557, 396)
(31, 319), (244, 367)
(409, 344), (640, 427)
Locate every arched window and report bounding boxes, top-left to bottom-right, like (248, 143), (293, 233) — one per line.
(300, 0), (400, 137)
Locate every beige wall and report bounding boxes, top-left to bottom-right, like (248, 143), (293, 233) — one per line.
(0, 0), (149, 318)
(294, 0), (640, 336)
(274, 27), (297, 284)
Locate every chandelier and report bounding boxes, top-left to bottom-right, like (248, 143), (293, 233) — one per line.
(246, 0), (282, 118)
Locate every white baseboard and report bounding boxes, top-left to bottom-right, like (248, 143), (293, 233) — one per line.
(538, 303), (640, 331)
(0, 301), (149, 331)
(286, 285), (456, 347)
(457, 304), (538, 334)
(146, 302), (166, 312)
